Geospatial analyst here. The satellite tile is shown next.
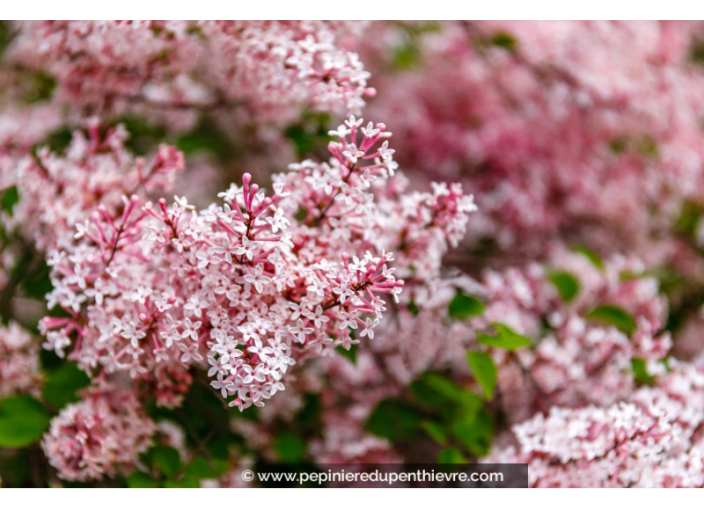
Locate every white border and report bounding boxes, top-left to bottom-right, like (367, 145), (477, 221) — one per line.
(2, 1), (704, 21)
(3, 487), (702, 508)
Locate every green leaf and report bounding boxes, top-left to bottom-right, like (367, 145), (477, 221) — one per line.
(632, 358), (656, 386)
(0, 21), (15, 60)
(619, 269), (645, 281)
(23, 72), (56, 104)
(294, 206), (308, 222)
(0, 450), (31, 487)
(490, 32), (517, 52)
(151, 445), (181, 478)
(410, 373), (483, 421)
(609, 136), (628, 154)
(0, 395), (50, 448)
(335, 343), (358, 365)
(42, 363), (90, 409)
(410, 377), (458, 412)
(675, 201), (704, 238)
(638, 135), (659, 160)
(437, 447), (467, 464)
(478, 323), (532, 351)
(185, 457), (215, 479)
(274, 432), (307, 463)
(115, 116), (167, 156)
(164, 475), (200, 488)
(690, 36), (704, 66)
(448, 291), (485, 320)
(127, 471), (161, 488)
(365, 398), (420, 443)
(451, 408), (494, 457)
(572, 245), (605, 270)
(41, 127), (74, 153)
(547, 270), (580, 303)
(20, 259), (53, 300)
(284, 112), (332, 158)
(420, 420), (448, 445)
(420, 374), (467, 402)
(0, 185), (19, 215)
(393, 44), (420, 70)
(184, 457), (228, 482)
(294, 393), (322, 433)
(466, 351), (498, 400)
(586, 305), (637, 336)
(176, 119), (233, 161)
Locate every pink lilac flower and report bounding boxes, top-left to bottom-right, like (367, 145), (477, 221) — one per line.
(41, 116), (475, 412)
(0, 322), (42, 398)
(6, 21), (374, 124)
(491, 359), (704, 487)
(42, 384), (155, 482)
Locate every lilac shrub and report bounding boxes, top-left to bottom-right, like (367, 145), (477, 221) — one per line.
(1, 20), (704, 488)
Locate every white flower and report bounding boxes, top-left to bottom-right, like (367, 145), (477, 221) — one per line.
(234, 236), (255, 261)
(305, 305), (330, 329)
(120, 322), (146, 348)
(242, 266), (272, 293)
(181, 318), (202, 341)
(359, 318), (378, 339)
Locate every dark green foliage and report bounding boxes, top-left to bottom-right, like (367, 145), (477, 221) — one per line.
(675, 201), (704, 238)
(572, 245), (605, 270)
(176, 118), (234, 162)
(437, 447), (466, 464)
(0, 186), (18, 215)
(41, 363), (90, 409)
(20, 259), (52, 301)
(40, 127), (74, 153)
(284, 112), (332, 158)
(23, 72), (56, 104)
(274, 432), (307, 463)
(116, 117), (168, 156)
(294, 206), (308, 222)
(365, 398), (421, 442)
(408, 372), (495, 458)
(0, 21), (15, 59)
(420, 420), (448, 445)
(127, 471), (161, 488)
(586, 305), (637, 336)
(150, 445), (181, 478)
(467, 351), (498, 400)
(690, 36), (704, 66)
(0, 396), (50, 448)
(548, 270), (580, 302)
(632, 358), (656, 386)
(477, 323), (532, 350)
(450, 407), (493, 457)
(489, 32), (518, 52)
(335, 342), (358, 365)
(448, 291), (486, 320)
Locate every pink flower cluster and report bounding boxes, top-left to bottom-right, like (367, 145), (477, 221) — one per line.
(39, 117), (426, 411)
(474, 249), (672, 423)
(364, 21), (704, 257)
(10, 119), (184, 250)
(233, 246), (676, 467)
(0, 104), (65, 190)
(42, 384), (155, 482)
(492, 360), (704, 487)
(0, 322), (41, 398)
(6, 21), (373, 124)
(3, 20), (704, 488)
